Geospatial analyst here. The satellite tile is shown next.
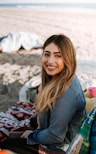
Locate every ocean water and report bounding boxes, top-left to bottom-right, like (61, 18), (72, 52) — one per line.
(0, 3), (96, 10)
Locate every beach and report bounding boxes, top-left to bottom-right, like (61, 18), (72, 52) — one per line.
(0, 8), (96, 111)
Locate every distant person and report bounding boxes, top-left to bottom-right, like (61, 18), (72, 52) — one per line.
(0, 32), (43, 54)
(0, 34), (86, 154)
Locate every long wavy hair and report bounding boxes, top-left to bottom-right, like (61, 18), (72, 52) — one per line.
(36, 34), (77, 113)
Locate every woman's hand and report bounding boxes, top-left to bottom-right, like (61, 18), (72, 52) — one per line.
(20, 130), (32, 138)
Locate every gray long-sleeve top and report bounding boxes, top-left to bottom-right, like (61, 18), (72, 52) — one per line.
(27, 76), (86, 149)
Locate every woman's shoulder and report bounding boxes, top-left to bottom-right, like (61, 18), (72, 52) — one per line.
(60, 75), (84, 101)
(70, 75), (83, 92)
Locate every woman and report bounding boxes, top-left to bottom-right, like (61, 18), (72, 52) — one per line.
(0, 34), (86, 154)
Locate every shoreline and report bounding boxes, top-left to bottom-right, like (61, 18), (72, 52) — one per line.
(0, 2), (96, 10)
(1, 6), (96, 12)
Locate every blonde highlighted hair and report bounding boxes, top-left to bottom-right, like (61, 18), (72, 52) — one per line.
(36, 34), (77, 113)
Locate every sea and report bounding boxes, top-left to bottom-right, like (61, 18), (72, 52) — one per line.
(0, 3), (96, 10)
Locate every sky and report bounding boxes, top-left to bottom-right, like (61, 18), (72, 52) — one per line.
(0, 0), (96, 3)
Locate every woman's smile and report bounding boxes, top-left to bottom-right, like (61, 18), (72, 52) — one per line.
(47, 65), (57, 70)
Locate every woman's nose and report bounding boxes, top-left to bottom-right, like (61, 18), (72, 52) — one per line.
(48, 56), (55, 63)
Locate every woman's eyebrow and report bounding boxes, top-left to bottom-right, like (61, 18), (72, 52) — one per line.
(43, 50), (50, 53)
(44, 50), (61, 54)
(54, 52), (61, 54)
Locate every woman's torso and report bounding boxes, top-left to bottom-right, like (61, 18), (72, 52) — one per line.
(38, 76), (86, 148)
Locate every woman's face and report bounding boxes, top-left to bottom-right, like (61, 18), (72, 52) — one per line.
(42, 43), (65, 76)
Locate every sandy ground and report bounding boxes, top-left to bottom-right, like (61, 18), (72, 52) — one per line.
(0, 8), (96, 111)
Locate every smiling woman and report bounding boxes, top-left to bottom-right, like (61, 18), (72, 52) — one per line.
(0, 34), (86, 154)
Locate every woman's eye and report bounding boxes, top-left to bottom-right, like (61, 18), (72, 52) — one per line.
(44, 53), (49, 57)
(55, 55), (61, 57)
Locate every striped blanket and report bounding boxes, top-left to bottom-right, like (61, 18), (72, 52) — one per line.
(0, 101), (36, 142)
(90, 112), (96, 154)
(67, 106), (96, 154)
(79, 107), (96, 154)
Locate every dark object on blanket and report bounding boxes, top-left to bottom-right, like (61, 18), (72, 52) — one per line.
(30, 115), (38, 130)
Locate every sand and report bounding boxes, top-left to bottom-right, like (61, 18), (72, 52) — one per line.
(0, 8), (96, 111)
